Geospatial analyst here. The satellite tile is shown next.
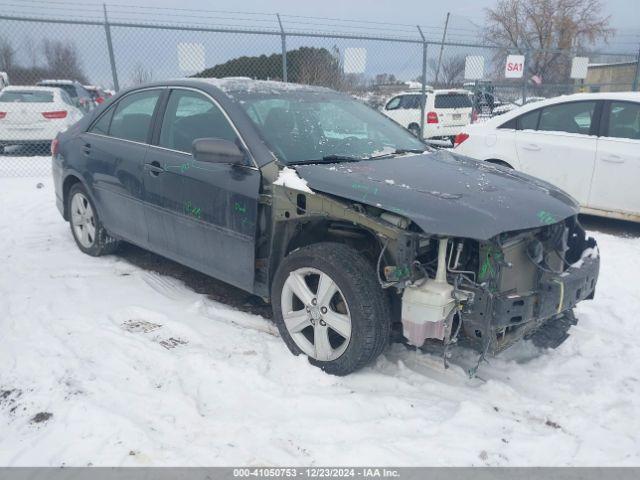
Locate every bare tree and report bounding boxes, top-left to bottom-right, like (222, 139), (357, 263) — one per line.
(0, 36), (16, 71)
(485, 0), (613, 83)
(41, 39), (87, 83)
(429, 55), (466, 87)
(130, 63), (153, 86)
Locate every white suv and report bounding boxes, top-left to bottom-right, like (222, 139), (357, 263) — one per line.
(382, 89), (473, 140)
(454, 92), (640, 222)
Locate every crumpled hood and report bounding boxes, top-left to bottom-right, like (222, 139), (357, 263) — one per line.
(294, 150), (579, 240)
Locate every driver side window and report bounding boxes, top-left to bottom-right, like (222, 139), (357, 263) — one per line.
(159, 89), (238, 154)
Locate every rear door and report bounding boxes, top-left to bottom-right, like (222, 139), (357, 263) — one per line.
(514, 101), (599, 205)
(85, 88), (163, 245)
(589, 100), (640, 216)
(143, 87), (261, 292)
(434, 92), (472, 127)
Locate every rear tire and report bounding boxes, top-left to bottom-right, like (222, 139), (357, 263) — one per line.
(272, 242), (391, 375)
(67, 183), (120, 256)
(408, 123), (421, 137)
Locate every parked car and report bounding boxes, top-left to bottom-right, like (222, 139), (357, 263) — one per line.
(37, 79), (94, 113)
(454, 92), (640, 223)
(84, 85), (108, 105)
(52, 79), (599, 375)
(382, 89), (474, 141)
(0, 86), (84, 154)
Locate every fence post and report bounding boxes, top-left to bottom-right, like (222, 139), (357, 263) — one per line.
(417, 26), (427, 139)
(633, 44), (640, 91)
(521, 49), (528, 103)
(103, 4), (119, 91)
(276, 14), (287, 82)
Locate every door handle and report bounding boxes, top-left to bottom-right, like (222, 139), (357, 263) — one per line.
(144, 161), (165, 176)
(82, 143), (91, 156)
(601, 155), (625, 164)
(521, 143), (541, 151)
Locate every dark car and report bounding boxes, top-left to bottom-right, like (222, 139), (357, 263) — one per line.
(37, 79), (94, 112)
(52, 78), (599, 375)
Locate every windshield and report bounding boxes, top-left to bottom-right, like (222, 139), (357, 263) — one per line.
(234, 90), (425, 164)
(0, 91), (54, 103)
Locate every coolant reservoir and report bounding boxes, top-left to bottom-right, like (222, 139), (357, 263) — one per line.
(401, 238), (455, 346)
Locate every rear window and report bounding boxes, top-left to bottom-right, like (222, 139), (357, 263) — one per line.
(40, 83), (77, 98)
(0, 91), (54, 103)
(434, 93), (472, 109)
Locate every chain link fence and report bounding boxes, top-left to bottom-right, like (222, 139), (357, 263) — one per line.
(1, 3), (639, 176)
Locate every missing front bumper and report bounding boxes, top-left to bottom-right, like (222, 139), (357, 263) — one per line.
(462, 254), (600, 354)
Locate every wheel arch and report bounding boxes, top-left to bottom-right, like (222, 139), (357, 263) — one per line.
(268, 218), (386, 297)
(485, 158), (514, 169)
(61, 173), (103, 222)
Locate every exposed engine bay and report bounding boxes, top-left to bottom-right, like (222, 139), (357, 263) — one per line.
(390, 216), (599, 365)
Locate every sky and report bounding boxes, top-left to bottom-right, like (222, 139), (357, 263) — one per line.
(109, 0), (640, 35)
(1, 0), (638, 89)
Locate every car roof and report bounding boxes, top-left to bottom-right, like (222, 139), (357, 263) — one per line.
(481, 91), (640, 127)
(185, 77), (334, 95)
(2, 85), (61, 93)
(433, 88), (471, 94)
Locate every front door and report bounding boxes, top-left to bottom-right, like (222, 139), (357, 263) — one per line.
(143, 88), (261, 292)
(590, 100), (640, 216)
(515, 100), (599, 205)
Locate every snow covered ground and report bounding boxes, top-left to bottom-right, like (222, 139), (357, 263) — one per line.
(1, 163), (640, 466)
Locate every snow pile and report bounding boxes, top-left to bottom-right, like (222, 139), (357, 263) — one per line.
(1, 171), (640, 466)
(273, 167), (313, 193)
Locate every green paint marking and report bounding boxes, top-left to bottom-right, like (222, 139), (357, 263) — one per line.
(183, 201), (202, 219)
(537, 210), (557, 225)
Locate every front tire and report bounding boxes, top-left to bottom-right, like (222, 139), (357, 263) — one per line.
(272, 243), (391, 375)
(67, 183), (119, 256)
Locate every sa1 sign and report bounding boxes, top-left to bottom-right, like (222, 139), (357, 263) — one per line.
(505, 55), (525, 78)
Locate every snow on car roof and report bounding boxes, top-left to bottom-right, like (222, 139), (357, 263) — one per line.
(38, 79), (76, 84)
(2, 85), (62, 93)
(193, 77), (333, 95)
(479, 91), (640, 128)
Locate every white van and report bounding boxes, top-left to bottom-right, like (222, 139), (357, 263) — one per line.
(383, 89), (473, 141)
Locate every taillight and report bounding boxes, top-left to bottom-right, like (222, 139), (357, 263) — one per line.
(471, 110), (478, 123)
(42, 110), (67, 119)
(453, 133), (469, 147)
(51, 138), (59, 156)
(96, 97), (104, 104)
(426, 111), (438, 124)
(0, 112), (6, 119)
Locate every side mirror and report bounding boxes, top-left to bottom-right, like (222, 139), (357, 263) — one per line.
(192, 138), (245, 165)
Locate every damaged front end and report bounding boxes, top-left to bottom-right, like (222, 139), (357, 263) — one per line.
(399, 216), (599, 363)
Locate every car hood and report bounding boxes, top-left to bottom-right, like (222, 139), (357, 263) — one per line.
(294, 150), (579, 240)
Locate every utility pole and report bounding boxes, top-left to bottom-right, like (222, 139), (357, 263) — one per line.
(434, 12), (450, 87)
